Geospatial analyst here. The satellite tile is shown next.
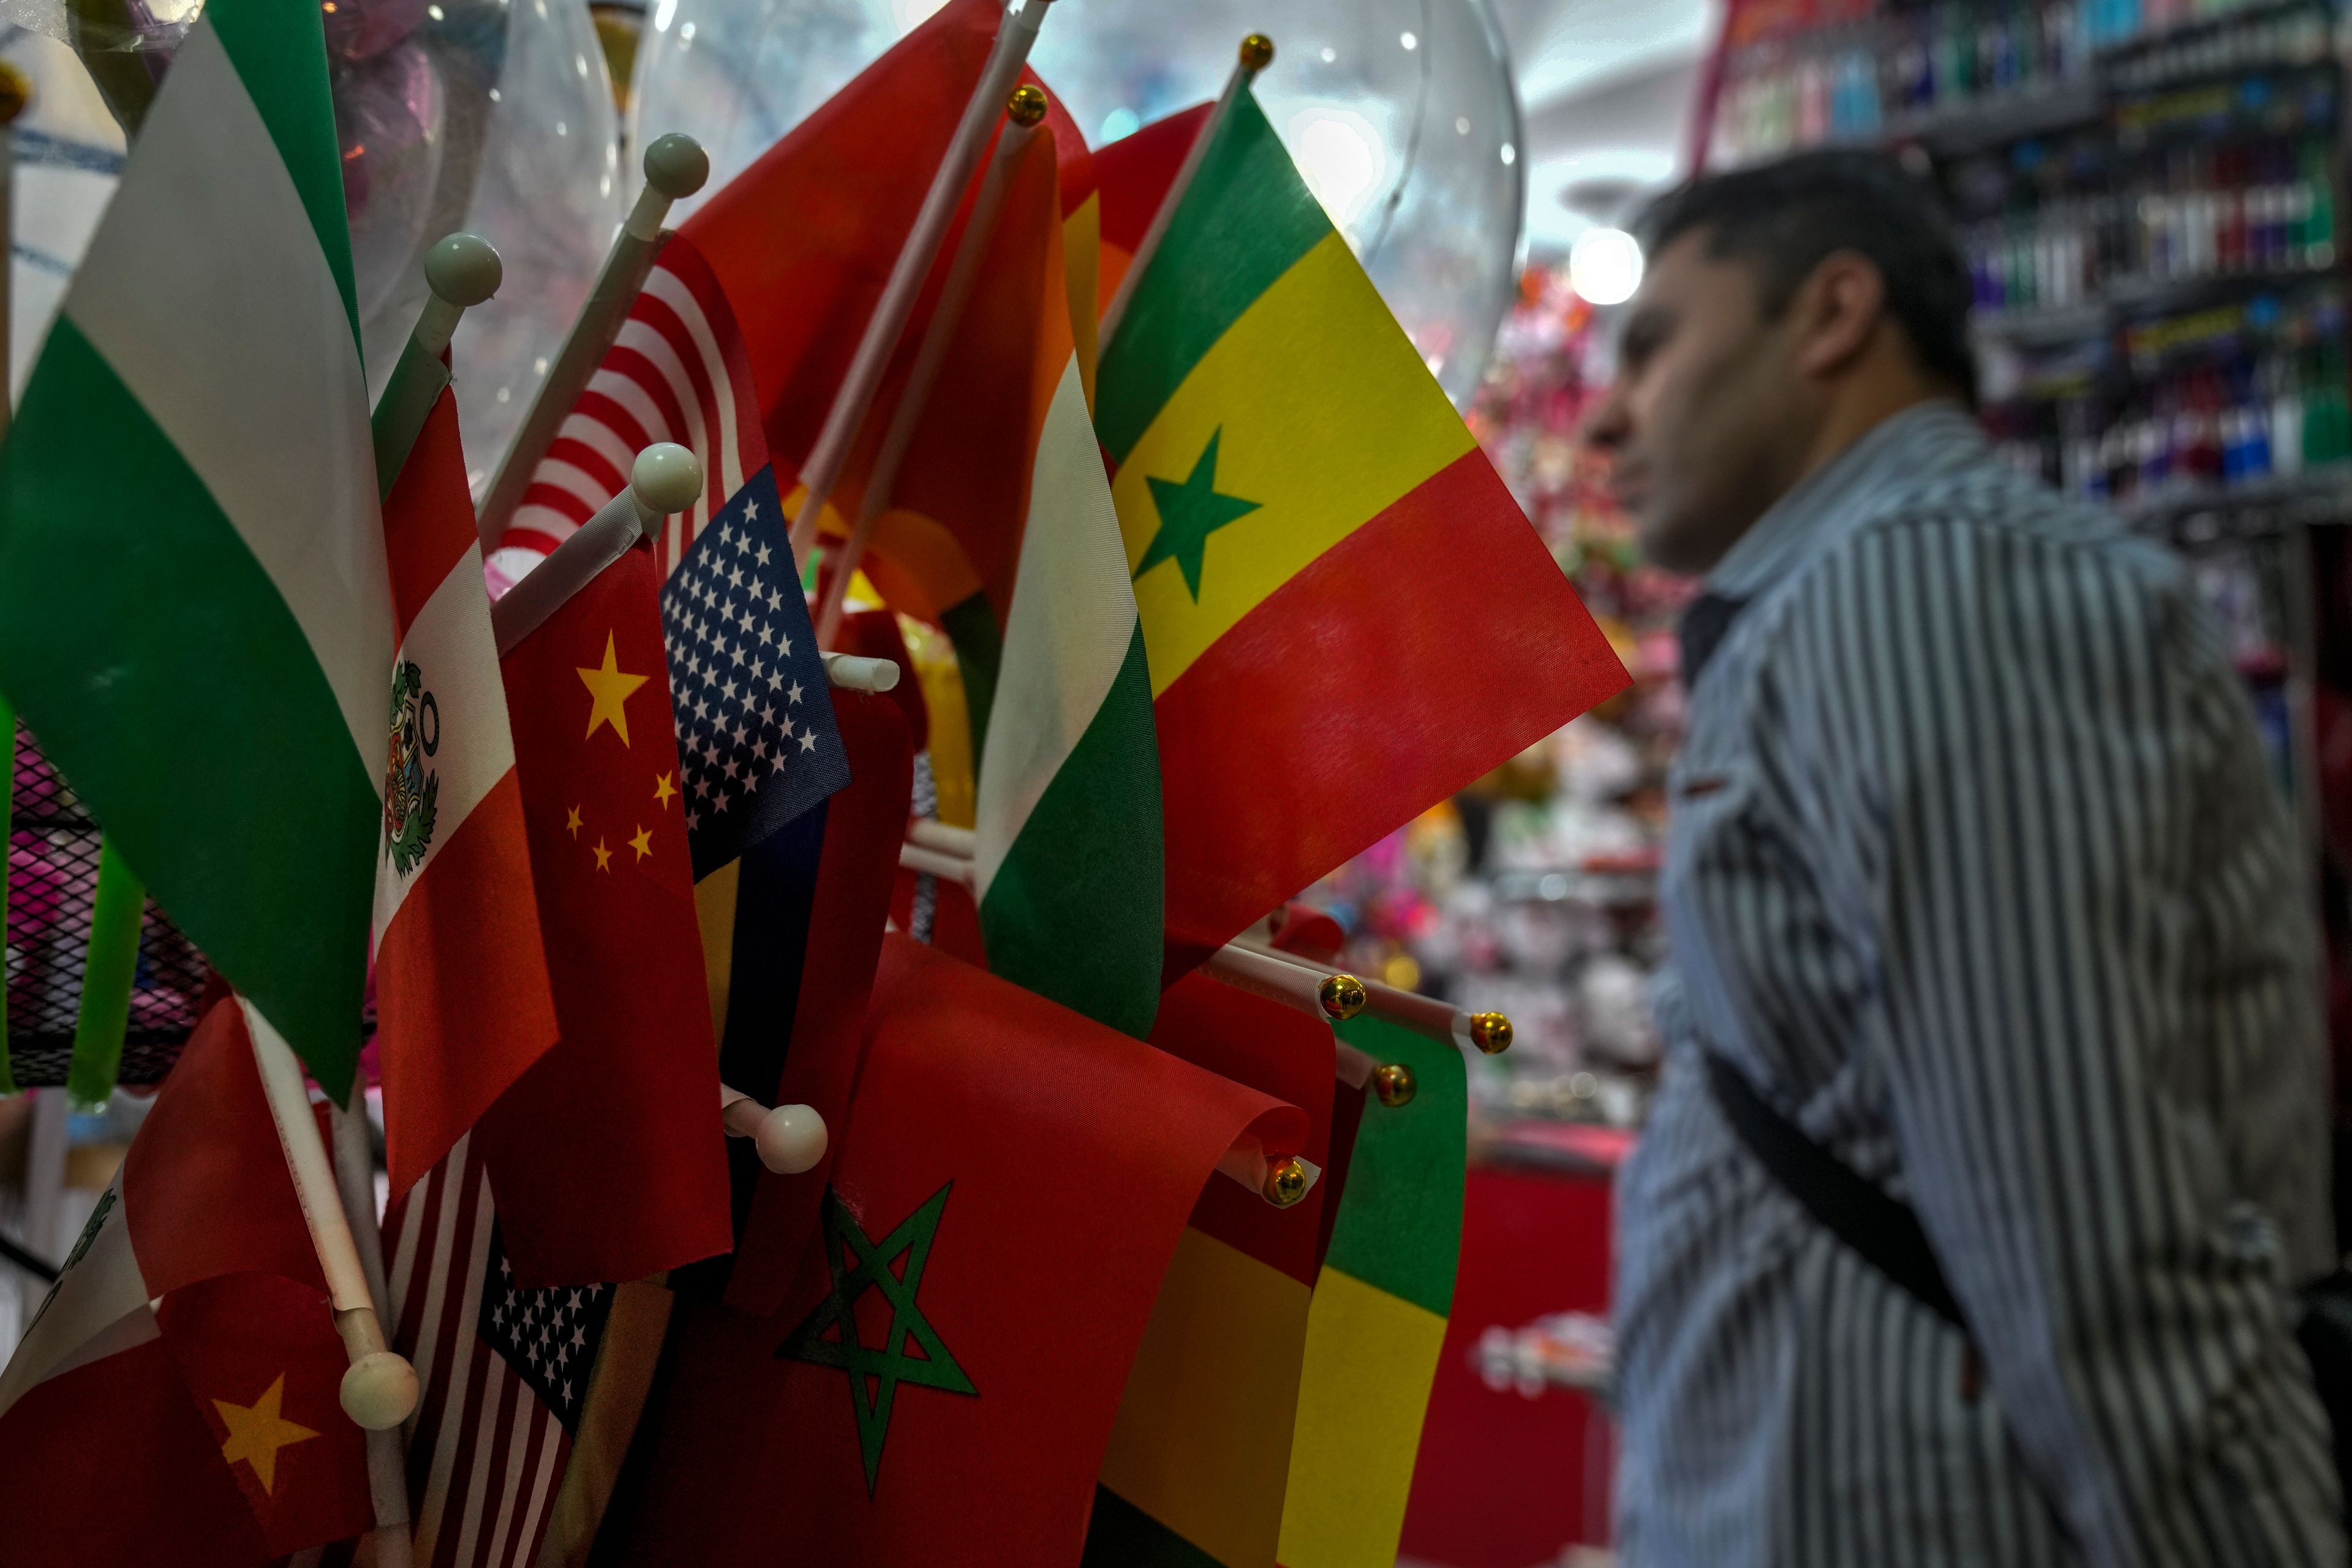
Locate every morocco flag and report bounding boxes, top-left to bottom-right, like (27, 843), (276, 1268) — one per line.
(374, 383), (560, 1194)
(1095, 85), (1629, 972)
(483, 533), (731, 1286)
(0, 998), (374, 1562)
(597, 937), (1312, 1566)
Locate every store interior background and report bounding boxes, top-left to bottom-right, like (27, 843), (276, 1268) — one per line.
(10, 0), (2351, 1561)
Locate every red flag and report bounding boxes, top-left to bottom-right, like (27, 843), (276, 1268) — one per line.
(0, 999), (374, 1560)
(374, 384), (562, 1196)
(679, 0), (1003, 470)
(600, 937), (1311, 1565)
(1093, 102), (1212, 315)
(484, 536), (731, 1286)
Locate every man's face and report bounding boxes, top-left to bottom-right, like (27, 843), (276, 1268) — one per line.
(1584, 230), (1816, 576)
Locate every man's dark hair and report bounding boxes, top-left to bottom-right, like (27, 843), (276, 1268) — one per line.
(1634, 149), (1977, 407)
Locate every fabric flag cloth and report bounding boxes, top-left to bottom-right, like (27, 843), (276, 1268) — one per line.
(480, 535), (731, 1287)
(383, 1134), (624, 1568)
(657, 462), (849, 880)
(1275, 1014), (1467, 1568)
(0, 0), (390, 1096)
(488, 232), (767, 591)
(674, 0), (1012, 750)
(687, 691), (913, 1317)
(0, 997), (374, 1562)
(1092, 102), (1211, 317)
(1085, 973), (1338, 1568)
(374, 382), (562, 1195)
(592, 936), (1313, 1566)
(1096, 84), (1629, 975)
(971, 127), (1164, 1041)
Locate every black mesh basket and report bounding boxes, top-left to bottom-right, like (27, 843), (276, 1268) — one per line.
(6, 722), (209, 1088)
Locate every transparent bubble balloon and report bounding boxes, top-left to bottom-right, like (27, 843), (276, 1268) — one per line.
(7, 0), (622, 489)
(630, 0), (1525, 408)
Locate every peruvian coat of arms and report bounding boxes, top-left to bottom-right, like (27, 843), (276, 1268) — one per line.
(386, 659), (440, 877)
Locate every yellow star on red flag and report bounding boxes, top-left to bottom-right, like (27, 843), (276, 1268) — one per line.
(578, 630), (650, 747)
(214, 1374), (318, 1494)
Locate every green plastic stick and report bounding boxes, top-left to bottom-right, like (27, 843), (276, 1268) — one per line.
(0, 692), (14, 1097)
(66, 834), (143, 1110)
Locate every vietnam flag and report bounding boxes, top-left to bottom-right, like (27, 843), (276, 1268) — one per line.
(0, 997), (374, 1562)
(595, 937), (1311, 1566)
(374, 382), (561, 1195)
(1096, 85), (1629, 973)
(483, 535), (731, 1286)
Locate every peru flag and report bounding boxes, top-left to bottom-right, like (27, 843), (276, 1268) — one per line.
(374, 384), (560, 1195)
(0, 997), (375, 1562)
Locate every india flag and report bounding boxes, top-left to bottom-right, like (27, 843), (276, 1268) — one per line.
(0, 0), (390, 1095)
(972, 127), (1163, 1042)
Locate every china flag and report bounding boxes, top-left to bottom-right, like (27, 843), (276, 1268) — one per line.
(483, 535), (732, 1286)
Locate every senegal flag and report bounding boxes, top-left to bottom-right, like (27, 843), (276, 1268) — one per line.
(0, 0), (388, 1095)
(1097, 87), (1626, 970)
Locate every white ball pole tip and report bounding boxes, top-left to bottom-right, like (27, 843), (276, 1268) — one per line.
(755, 1102), (828, 1175)
(424, 232), (502, 307)
(341, 1349), (420, 1431)
(643, 133), (710, 200)
(631, 443), (703, 516)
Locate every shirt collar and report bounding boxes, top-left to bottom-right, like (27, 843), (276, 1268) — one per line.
(1705, 400), (1985, 600)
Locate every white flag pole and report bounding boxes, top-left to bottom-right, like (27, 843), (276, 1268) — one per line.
(786, 0), (1058, 571)
(488, 444), (703, 657)
(0, 59), (27, 443)
(810, 86), (1047, 647)
(371, 233), (502, 498)
(475, 134), (710, 549)
(328, 1096), (411, 1565)
(1097, 33), (1274, 349)
(242, 1004), (418, 1433)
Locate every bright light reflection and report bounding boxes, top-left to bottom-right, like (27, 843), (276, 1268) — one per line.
(1569, 227), (1644, 306)
(1287, 108), (1387, 230)
(1099, 107), (1140, 143)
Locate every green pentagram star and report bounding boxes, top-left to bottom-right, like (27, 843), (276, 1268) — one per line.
(1134, 427), (1261, 601)
(777, 1183), (976, 1494)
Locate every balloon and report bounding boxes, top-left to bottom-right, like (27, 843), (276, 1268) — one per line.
(629, 0), (1525, 408)
(17, 0), (624, 489)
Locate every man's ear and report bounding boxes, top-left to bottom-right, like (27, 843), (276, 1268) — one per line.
(1789, 251), (1887, 382)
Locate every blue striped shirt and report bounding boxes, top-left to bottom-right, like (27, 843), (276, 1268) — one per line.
(1614, 401), (2343, 1567)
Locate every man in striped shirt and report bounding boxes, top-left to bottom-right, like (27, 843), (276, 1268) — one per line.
(1585, 149), (2343, 1564)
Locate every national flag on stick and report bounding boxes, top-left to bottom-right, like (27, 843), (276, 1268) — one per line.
(383, 1134), (615, 1568)
(1097, 74), (1629, 975)
(479, 528), (731, 1287)
(592, 936), (1313, 1566)
(0, 998), (375, 1562)
(0, 0), (390, 1095)
(374, 378), (562, 1196)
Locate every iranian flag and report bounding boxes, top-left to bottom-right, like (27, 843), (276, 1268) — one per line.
(374, 384), (560, 1195)
(971, 127), (1163, 1041)
(0, 0), (390, 1095)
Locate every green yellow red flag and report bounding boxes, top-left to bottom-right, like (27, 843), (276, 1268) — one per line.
(1095, 84), (1627, 973)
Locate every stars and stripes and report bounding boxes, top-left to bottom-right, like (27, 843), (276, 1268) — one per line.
(490, 233), (766, 592)
(658, 463), (849, 880)
(384, 1136), (612, 1568)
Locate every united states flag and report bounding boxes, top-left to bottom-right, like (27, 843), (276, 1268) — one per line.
(384, 1136), (613, 1568)
(489, 233), (766, 593)
(658, 462), (849, 880)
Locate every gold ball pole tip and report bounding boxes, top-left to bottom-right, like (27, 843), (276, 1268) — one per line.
(1317, 973), (1366, 1020)
(1263, 1156), (1310, 1207)
(1006, 83), (1049, 127)
(1239, 33), (1276, 72)
(1468, 1011), (1514, 1055)
(1373, 1062), (1417, 1108)
(0, 61), (31, 126)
